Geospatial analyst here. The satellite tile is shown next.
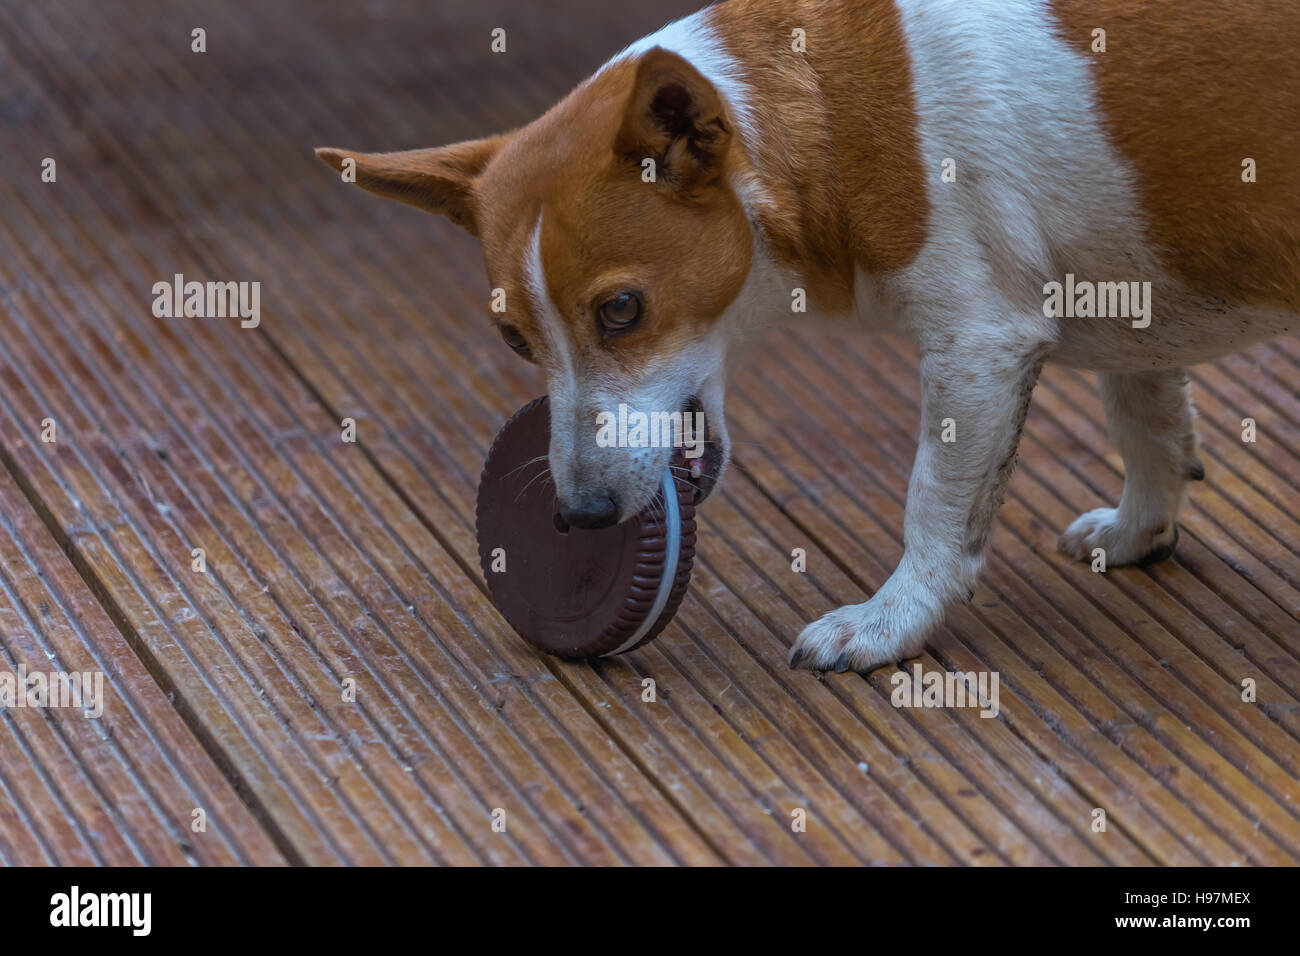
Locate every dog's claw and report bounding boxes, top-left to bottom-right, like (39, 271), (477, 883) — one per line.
(833, 652), (852, 673)
(789, 648), (806, 670)
(1137, 525), (1180, 567)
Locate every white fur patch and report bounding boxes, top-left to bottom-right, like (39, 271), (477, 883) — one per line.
(890, 0), (1148, 329)
(522, 214), (581, 494)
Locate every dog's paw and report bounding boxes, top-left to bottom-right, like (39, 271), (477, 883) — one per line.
(1058, 507), (1179, 567)
(788, 592), (938, 674)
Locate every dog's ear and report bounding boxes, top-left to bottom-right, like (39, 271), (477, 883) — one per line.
(615, 48), (732, 197)
(315, 136), (504, 235)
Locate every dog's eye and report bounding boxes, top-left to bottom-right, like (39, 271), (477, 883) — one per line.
(498, 324), (531, 358)
(597, 291), (643, 337)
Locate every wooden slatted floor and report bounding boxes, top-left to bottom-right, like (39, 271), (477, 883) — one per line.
(0, 0), (1296, 865)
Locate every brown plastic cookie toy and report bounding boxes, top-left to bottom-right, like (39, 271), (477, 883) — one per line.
(476, 396), (696, 659)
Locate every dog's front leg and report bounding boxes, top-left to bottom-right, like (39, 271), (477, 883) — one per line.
(789, 328), (1053, 673)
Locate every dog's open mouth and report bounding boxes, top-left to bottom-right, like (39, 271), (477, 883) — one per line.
(672, 395), (723, 505)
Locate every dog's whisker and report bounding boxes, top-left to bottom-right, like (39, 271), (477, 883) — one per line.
(513, 465), (554, 504)
(501, 454), (549, 481)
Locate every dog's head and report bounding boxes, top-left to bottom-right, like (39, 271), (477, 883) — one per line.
(317, 49), (756, 527)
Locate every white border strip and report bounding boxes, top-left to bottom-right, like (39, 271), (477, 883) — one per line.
(603, 468), (681, 656)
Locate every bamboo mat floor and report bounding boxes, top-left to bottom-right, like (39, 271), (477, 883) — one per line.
(0, 0), (1296, 865)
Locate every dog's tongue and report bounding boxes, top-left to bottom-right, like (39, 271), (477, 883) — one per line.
(673, 446), (705, 480)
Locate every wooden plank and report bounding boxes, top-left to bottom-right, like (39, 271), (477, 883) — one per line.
(0, 464), (285, 865)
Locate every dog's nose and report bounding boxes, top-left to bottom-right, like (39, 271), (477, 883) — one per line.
(558, 494), (619, 530)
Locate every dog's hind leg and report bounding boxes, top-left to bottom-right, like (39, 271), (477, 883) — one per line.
(1058, 369), (1201, 567)
(789, 326), (1052, 673)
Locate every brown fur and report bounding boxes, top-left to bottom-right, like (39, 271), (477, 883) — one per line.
(709, 0), (929, 314)
(1051, 0), (1300, 310)
(315, 137), (504, 235)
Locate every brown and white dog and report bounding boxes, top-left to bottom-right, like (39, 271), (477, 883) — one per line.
(317, 0), (1298, 672)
